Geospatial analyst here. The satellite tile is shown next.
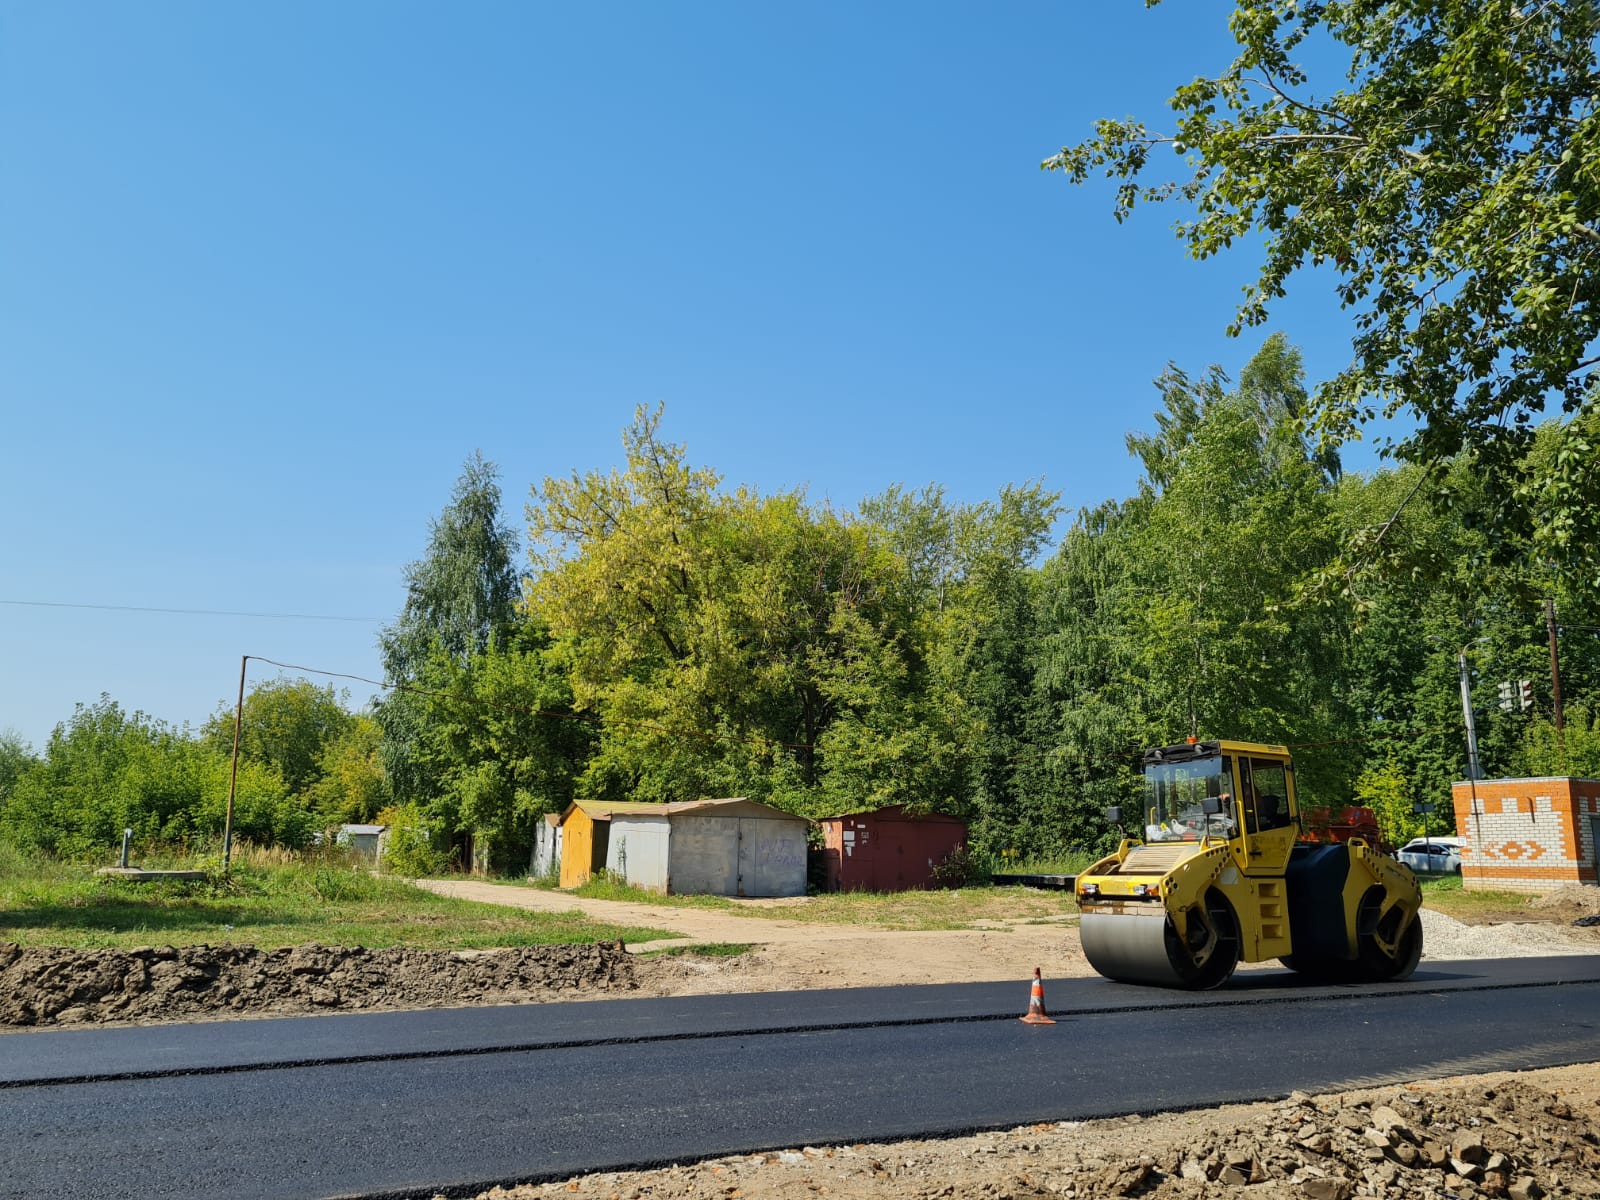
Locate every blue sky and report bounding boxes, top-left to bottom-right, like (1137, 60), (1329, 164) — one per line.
(1, 2), (1374, 750)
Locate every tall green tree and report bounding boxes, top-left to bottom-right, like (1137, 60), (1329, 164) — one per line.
(1017, 499), (1146, 856)
(1021, 336), (1356, 845)
(0, 728), (36, 812)
(1124, 338), (1349, 769)
(204, 677), (354, 796)
(305, 714), (391, 825)
(404, 624), (594, 868)
(860, 482), (1062, 839)
(1047, 0), (1600, 587)
(377, 453), (522, 804)
(527, 406), (910, 808)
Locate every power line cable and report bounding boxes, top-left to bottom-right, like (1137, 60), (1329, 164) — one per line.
(1, 599), (383, 623)
(246, 656), (822, 752)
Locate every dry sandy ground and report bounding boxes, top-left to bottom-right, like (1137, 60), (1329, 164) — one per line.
(419, 881), (1600, 1200)
(417, 878), (1099, 994)
(414, 879), (1600, 997)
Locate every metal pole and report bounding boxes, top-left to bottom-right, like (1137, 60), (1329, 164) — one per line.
(222, 655), (247, 873)
(1545, 598), (1568, 775)
(1545, 598), (1566, 734)
(1458, 649), (1481, 781)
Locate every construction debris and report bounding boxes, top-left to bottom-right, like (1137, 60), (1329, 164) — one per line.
(452, 1071), (1600, 1200)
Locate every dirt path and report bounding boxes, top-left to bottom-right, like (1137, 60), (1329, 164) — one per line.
(414, 878), (1096, 993)
(414, 878), (1600, 999)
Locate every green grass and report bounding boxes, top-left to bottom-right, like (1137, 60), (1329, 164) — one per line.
(986, 850), (1100, 876)
(0, 842), (682, 951)
(572, 872), (735, 909)
(1418, 874), (1538, 921)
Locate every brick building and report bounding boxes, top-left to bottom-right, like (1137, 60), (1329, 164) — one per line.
(1449, 776), (1600, 893)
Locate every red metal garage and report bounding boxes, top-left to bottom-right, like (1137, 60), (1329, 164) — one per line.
(819, 806), (968, 892)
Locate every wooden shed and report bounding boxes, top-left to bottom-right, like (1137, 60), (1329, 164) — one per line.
(557, 800), (663, 888)
(819, 806), (967, 892)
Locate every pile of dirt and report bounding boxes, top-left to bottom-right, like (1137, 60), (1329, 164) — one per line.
(0, 940), (635, 1027)
(1528, 886), (1600, 914)
(458, 1071), (1600, 1200)
(1528, 885), (1600, 927)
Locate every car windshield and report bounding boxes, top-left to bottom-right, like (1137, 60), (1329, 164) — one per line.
(1143, 755), (1231, 842)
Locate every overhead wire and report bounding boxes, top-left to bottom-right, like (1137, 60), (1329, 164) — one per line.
(1, 599), (382, 623)
(245, 656), (822, 753)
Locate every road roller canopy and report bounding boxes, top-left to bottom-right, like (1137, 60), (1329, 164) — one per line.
(1142, 745), (1233, 842)
(1139, 739), (1296, 843)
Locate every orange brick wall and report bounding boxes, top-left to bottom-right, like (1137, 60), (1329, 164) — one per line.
(1449, 777), (1600, 893)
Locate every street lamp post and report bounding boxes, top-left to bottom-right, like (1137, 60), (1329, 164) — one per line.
(1458, 649), (1482, 782)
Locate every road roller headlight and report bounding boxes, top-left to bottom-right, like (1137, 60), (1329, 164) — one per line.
(1134, 883), (1155, 898)
(1081, 883), (1099, 897)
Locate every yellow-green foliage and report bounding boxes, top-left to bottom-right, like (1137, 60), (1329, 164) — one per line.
(1352, 755), (1424, 846)
(377, 803), (448, 877)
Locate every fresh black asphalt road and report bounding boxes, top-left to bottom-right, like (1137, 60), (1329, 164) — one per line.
(2, 956), (1598, 1200)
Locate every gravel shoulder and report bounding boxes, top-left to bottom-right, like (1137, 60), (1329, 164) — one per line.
(450, 1064), (1600, 1200)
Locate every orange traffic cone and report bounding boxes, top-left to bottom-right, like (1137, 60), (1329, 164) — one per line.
(1018, 966), (1056, 1025)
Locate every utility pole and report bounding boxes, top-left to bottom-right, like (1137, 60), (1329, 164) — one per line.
(1544, 598), (1566, 733)
(1458, 648), (1482, 781)
(223, 655), (247, 873)
(1545, 598), (1568, 774)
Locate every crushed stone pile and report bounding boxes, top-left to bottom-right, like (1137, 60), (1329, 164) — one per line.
(1418, 909), (1598, 958)
(0, 940), (635, 1027)
(459, 1077), (1600, 1200)
(1109, 1081), (1600, 1200)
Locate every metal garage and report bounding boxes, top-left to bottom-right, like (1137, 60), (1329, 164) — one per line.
(603, 808), (672, 891)
(819, 806), (968, 892)
(603, 797), (808, 897)
(664, 797), (808, 897)
(559, 797), (809, 895)
(557, 800), (664, 888)
(529, 812), (563, 880)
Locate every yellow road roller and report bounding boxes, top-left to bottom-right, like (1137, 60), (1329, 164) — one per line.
(1075, 738), (1423, 989)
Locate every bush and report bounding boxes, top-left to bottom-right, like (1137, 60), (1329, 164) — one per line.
(377, 804), (448, 877)
(0, 698), (307, 859)
(930, 845), (985, 888)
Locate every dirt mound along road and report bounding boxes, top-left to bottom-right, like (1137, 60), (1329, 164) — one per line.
(0, 940), (634, 1027)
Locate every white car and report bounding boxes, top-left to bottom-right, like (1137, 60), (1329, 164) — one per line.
(1397, 836), (1464, 874)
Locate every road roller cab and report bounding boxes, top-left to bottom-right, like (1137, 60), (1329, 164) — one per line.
(1075, 739), (1423, 989)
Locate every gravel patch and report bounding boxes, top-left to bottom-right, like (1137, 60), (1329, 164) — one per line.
(1419, 909), (1600, 960)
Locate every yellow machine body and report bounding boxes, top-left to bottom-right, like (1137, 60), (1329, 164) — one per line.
(1075, 739), (1423, 989)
